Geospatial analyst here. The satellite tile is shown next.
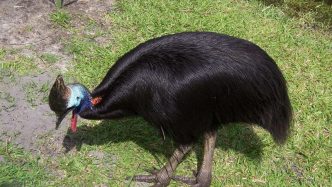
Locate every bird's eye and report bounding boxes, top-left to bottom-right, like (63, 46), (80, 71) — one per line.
(76, 96), (80, 100)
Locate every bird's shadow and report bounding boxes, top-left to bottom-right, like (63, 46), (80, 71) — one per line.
(62, 117), (264, 169)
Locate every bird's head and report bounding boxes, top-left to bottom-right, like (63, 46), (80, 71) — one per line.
(49, 75), (92, 132)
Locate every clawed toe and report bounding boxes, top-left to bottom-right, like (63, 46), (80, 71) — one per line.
(144, 167), (159, 175)
(130, 174), (157, 183)
(128, 173), (170, 187)
(172, 175), (197, 185)
(172, 174), (212, 187)
(128, 173), (210, 187)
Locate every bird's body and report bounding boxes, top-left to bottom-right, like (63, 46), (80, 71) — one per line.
(49, 32), (292, 186)
(83, 32), (291, 144)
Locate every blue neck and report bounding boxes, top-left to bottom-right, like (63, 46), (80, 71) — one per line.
(74, 95), (92, 114)
(68, 84), (93, 115)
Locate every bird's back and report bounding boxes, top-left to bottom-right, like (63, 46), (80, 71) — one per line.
(92, 32), (292, 144)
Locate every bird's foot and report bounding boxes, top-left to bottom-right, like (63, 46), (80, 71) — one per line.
(172, 176), (211, 187)
(144, 167), (159, 175)
(128, 168), (171, 187)
(172, 169), (197, 185)
(172, 175), (197, 185)
(172, 171), (211, 187)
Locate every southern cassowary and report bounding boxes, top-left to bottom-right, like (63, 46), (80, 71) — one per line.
(49, 32), (292, 187)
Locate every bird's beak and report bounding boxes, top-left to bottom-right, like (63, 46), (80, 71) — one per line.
(55, 106), (74, 129)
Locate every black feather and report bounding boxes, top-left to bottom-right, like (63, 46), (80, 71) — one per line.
(80, 32), (292, 145)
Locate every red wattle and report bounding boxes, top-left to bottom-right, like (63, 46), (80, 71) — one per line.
(91, 97), (102, 105)
(71, 112), (78, 133)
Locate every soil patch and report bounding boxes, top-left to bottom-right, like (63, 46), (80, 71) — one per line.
(0, 0), (113, 155)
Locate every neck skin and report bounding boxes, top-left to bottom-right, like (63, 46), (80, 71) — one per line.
(66, 84), (94, 133)
(70, 95), (92, 133)
(68, 84), (93, 115)
(75, 96), (93, 115)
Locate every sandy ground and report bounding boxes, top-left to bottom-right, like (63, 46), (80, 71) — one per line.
(0, 0), (113, 155)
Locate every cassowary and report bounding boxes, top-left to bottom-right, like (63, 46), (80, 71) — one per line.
(49, 32), (292, 187)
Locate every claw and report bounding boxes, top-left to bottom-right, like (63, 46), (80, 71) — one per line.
(128, 168), (174, 186)
(144, 167), (159, 175)
(171, 170), (198, 185)
(128, 174), (170, 187)
(130, 174), (157, 183)
(172, 175), (197, 185)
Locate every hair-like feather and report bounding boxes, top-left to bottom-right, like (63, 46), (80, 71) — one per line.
(80, 32), (292, 144)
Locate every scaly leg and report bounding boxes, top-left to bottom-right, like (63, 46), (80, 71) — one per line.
(131, 144), (192, 187)
(173, 130), (217, 187)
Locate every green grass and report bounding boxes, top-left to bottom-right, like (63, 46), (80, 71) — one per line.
(0, 50), (36, 74)
(260, 0), (332, 30)
(23, 81), (50, 107)
(0, 142), (50, 186)
(55, 0), (63, 9)
(40, 53), (59, 64)
(0, 49), (5, 60)
(1, 0), (331, 186)
(0, 91), (16, 113)
(0, 50), (39, 78)
(50, 10), (71, 28)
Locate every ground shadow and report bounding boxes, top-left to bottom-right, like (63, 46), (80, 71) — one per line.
(260, 0), (331, 5)
(63, 117), (264, 169)
(192, 124), (264, 173)
(258, 0), (332, 29)
(63, 117), (176, 165)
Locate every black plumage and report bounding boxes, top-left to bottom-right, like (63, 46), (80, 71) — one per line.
(78, 32), (292, 186)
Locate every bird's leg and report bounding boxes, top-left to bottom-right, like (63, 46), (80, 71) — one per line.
(173, 130), (217, 187)
(131, 144), (192, 186)
(194, 130), (217, 186)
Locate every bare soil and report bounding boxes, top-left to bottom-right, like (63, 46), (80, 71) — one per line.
(0, 0), (113, 155)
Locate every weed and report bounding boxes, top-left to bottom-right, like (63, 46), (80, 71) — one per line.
(50, 10), (71, 28)
(55, 0), (63, 9)
(0, 55), (38, 76)
(0, 49), (5, 60)
(259, 0), (332, 30)
(40, 82), (50, 103)
(0, 142), (50, 186)
(23, 81), (39, 107)
(0, 92), (15, 103)
(23, 81), (50, 107)
(0, 92), (16, 112)
(40, 53), (58, 64)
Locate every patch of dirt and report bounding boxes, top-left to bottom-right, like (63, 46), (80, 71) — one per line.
(0, 73), (66, 151)
(0, 0), (70, 71)
(0, 0), (113, 155)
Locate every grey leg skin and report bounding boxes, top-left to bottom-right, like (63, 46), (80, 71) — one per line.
(131, 144), (193, 187)
(173, 130), (217, 187)
(194, 130), (217, 187)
